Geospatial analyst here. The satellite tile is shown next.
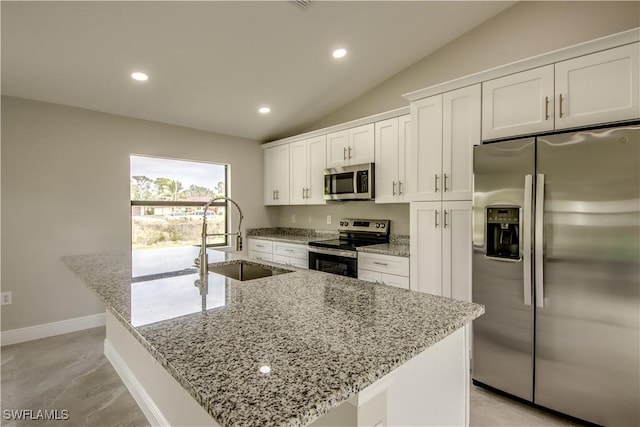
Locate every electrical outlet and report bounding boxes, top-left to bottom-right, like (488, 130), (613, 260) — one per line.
(291, 214), (296, 223)
(327, 215), (332, 225)
(1, 291), (12, 305)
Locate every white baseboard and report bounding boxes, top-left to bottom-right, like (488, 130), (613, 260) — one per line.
(104, 338), (169, 427)
(0, 312), (106, 346)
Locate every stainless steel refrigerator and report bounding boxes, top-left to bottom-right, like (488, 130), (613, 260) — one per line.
(472, 124), (639, 426)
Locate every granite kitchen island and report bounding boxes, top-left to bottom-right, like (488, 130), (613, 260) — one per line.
(63, 247), (483, 427)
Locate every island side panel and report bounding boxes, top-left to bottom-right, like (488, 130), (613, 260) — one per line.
(387, 326), (468, 426)
(104, 311), (220, 427)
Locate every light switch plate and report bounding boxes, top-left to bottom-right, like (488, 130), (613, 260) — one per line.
(327, 215), (332, 225)
(1, 291), (12, 305)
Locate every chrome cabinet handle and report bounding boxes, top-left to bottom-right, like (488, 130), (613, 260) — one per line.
(306, 188), (310, 198)
(444, 173), (449, 192)
(343, 147), (347, 160)
(272, 190), (276, 200)
(535, 174), (545, 308)
(558, 94), (564, 118)
(435, 174), (439, 192)
(444, 210), (448, 228)
(399, 181), (403, 195)
(435, 210), (439, 228)
(302, 188), (306, 199)
(544, 96), (549, 120)
(392, 181), (397, 196)
(373, 261), (388, 266)
(275, 190), (279, 200)
(348, 146), (352, 159)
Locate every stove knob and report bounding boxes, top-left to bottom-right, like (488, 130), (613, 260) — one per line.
(381, 223), (386, 228)
(375, 223), (380, 228)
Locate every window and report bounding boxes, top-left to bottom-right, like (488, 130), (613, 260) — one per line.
(130, 155), (228, 250)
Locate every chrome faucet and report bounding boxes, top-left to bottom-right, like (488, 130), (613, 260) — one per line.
(194, 196), (244, 278)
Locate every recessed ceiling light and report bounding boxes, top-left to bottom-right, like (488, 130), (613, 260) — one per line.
(130, 72), (149, 81)
(332, 48), (347, 59)
(258, 106), (271, 114)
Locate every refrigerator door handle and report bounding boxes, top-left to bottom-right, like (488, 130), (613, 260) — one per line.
(535, 174), (545, 308)
(523, 174), (533, 306)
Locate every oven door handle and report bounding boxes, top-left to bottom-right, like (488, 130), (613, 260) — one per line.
(307, 247), (358, 259)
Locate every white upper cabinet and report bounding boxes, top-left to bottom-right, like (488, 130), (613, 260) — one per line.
(326, 123), (375, 168)
(374, 115), (410, 203)
(482, 43), (639, 140)
(264, 144), (290, 206)
(409, 84), (480, 202)
(555, 43), (639, 130)
(482, 66), (555, 141)
(289, 136), (327, 205)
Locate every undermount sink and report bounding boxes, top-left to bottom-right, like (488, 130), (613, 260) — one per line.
(208, 261), (293, 281)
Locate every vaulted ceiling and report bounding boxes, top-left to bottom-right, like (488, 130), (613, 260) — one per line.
(2, 1), (514, 142)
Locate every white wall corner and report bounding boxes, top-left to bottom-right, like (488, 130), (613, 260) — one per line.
(0, 312), (106, 347)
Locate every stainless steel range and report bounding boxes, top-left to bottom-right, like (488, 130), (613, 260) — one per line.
(308, 218), (390, 278)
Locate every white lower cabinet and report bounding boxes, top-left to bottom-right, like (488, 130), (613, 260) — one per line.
(248, 238), (273, 262)
(248, 238), (308, 269)
(358, 252), (410, 290)
(410, 201), (472, 301)
(273, 241), (309, 269)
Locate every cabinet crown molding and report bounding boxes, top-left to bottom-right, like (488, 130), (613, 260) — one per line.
(262, 107), (409, 149)
(403, 27), (640, 102)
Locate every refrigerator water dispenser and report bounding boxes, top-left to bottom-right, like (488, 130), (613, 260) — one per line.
(486, 207), (520, 260)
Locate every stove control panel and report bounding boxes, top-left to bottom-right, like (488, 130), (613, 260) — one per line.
(338, 219), (390, 233)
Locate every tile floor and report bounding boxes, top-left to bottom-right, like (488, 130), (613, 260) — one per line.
(1, 327), (582, 426)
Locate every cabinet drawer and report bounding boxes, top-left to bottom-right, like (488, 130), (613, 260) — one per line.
(273, 242), (308, 258)
(249, 251), (273, 262)
(249, 239), (273, 253)
(381, 273), (410, 290)
(358, 269), (410, 290)
(288, 256), (308, 269)
(358, 269), (382, 283)
(358, 253), (409, 277)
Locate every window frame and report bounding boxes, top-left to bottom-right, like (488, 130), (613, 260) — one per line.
(130, 158), (230, 249)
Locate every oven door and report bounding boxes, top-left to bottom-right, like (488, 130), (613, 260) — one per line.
(308, 247), (358, 278)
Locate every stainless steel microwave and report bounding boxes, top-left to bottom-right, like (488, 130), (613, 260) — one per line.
(323, 163), (375, 201)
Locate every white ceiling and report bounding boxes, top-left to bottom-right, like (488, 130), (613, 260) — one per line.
(1, 1), (514, 142)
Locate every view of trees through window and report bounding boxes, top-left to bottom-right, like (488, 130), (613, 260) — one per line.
(130, 155), (228, 250)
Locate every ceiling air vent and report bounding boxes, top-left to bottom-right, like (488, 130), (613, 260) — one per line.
(292, 0), (313, 9)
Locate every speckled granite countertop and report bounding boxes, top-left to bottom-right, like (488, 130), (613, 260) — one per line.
(357, 242), (410, 257)
(248, 228), (410, 257)
(247, 227), (337, 245)
(63, 247), (482, 427)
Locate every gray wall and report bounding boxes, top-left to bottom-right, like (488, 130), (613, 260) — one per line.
(305, 1), (640, 131)
(273, 202), (410, 236)
(269, 1), (638, 232)
(1, 96), (273, 331)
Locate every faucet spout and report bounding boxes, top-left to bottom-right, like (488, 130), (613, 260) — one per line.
(195, 196), (244, 278)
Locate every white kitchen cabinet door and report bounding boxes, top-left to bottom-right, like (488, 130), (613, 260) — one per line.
(264, 145), (290, 205)
(375, 117), (400, 203)
(326, 124), (374, 168)
(410, 201), (443, 295)
(306, 135), (327, 205)
(555, 43), (639, 130)
(273, 145), (290, 205)
(326, 129), (349, 168)
(409, 94), (443, 202)
(442, 201), (472, 301)
(410, 201), (472, 300)
(482, 65), (554, 141)
(349, 123), (375, 165)
(289, 140), (308, 205)
(289, 136), (327, 205)
(375, 115), (411, 204)
(442, 85), (481, 202)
